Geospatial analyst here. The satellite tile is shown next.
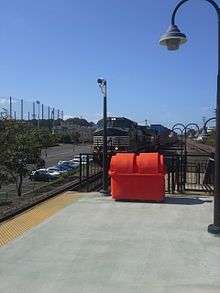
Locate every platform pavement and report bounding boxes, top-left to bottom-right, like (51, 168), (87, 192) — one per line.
(0, 192), (219, 293)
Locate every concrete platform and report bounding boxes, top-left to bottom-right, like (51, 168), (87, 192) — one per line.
(0, 192), (219, 293)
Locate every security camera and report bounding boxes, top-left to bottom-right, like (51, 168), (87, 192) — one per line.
(97, 78), (106, 85)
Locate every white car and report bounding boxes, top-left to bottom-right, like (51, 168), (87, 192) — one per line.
(47, 166), (67, 174)
(30, 169), (60, 181)
(71, 155), (93, 165)
(57, 160), (79, 169)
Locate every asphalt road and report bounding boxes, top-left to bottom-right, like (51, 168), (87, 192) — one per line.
(43, 144), (93, 167)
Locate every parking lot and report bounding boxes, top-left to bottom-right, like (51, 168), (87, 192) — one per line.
(43, 143), (93, 167)
(0, 144), (93, 203)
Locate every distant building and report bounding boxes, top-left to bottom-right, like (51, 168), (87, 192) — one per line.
(53, 120), (96, 143)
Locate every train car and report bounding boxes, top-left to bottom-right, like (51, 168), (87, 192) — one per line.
(149, 124), (175, 149)
(93, 117), (155, 163)
(93, 127), (130, 153)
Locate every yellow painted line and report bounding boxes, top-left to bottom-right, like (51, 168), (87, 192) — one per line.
(0, 192), (82, 247)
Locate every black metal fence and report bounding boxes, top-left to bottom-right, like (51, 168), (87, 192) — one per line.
(164, 152), (214, 195)
(88, 150), (214, 195)
(78, 153), (103, 191)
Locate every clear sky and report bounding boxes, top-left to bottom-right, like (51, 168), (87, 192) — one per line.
(0, 0), (218, 127)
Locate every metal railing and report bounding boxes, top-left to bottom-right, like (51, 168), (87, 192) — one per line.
(164, 152), (214, 194)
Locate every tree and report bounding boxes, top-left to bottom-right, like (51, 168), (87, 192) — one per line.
(61, 133), (72, 143)
(0, 120), (42, 197)
(37, 128), (57, 157)
(204, 130), (216, 146)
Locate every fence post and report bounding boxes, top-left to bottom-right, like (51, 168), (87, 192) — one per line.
(167, 165), (171, 194)
(79, 154), (82, 187)
(171, 154), (175, 194)
(86, 155), (89, 191)
(198, 163), (201, 185)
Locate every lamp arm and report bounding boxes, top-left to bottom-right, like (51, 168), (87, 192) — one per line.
(172, 0), (220, 25)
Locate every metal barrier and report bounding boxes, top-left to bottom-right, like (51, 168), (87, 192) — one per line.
(78, 153), (103, 191)
(164, 152), (214, 194)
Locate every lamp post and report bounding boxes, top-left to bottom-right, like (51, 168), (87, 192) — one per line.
(97, 78), (109, 196)
(160, 0), (220, 234)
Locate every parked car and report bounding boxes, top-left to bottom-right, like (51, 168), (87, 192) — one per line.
(57, 160), (79, 169)
(47, 166), (67, 174)
(30, 169), (60, 182)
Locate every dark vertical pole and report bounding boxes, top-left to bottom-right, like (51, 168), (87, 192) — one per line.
(9, 96), (12, 119)
(28, 112), (30, 121)
(33, 102), (36, 120)
(48, 106), (50, 120)
(79, 154), (82, 186)
(61, 110), (64, 120)
(184, 129), (187, 190)
(21, 99), (23, 120)
(208, 9), (220, 233)
(48, 106), (51, 130)
(86, 155), (89, 191)
(14, 111), (16, 120)
(52, 108), (55, 130)
(181, 137), (184, 192)
(102, 82), (109, 196)
(171, 154), (175, 194)
(167, 168), (170, 193)
(42, 104), (44, 120)
(57, 109), (60, 120)
(37, 102), (40, 129)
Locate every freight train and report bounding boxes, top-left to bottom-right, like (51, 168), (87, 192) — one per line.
(93, 118), (174, 162)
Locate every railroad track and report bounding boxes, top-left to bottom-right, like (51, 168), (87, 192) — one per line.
(187, 140), (215, 155)
(0, 172), (102, 224)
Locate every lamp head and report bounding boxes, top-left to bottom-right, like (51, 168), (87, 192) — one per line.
(97, 78), (106, 86)
(159, 25), (187, 51)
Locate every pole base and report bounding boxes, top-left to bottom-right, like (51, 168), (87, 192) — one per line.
(208, 224), (220, 235)
(100, 189), (110, 197)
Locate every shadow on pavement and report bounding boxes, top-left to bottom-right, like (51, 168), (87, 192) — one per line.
(164, 196), (212, 205)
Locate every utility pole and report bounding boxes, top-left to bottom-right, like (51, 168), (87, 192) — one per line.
(33, 102), (36, 120)
(36, 100), (40, 128)
(48, 106), (50, 120)
(42, 104), (44, 120)
(9, 96), (12, 119)
(52, 108), (55, 131)
(21, 99), (24, 120)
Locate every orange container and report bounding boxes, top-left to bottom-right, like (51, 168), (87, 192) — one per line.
(110, 153), (165, 202)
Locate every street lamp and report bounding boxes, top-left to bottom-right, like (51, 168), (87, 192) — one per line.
(160, 0), (220, 234)
(97, 78), (109, 196)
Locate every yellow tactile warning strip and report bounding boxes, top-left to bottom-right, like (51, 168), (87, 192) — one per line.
(0, 192), (82, 247)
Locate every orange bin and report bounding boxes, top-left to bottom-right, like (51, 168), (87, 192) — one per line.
(110, 153), (165, 202)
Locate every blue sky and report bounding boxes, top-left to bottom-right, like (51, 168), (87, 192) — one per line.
(0, 0), (218, 127)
